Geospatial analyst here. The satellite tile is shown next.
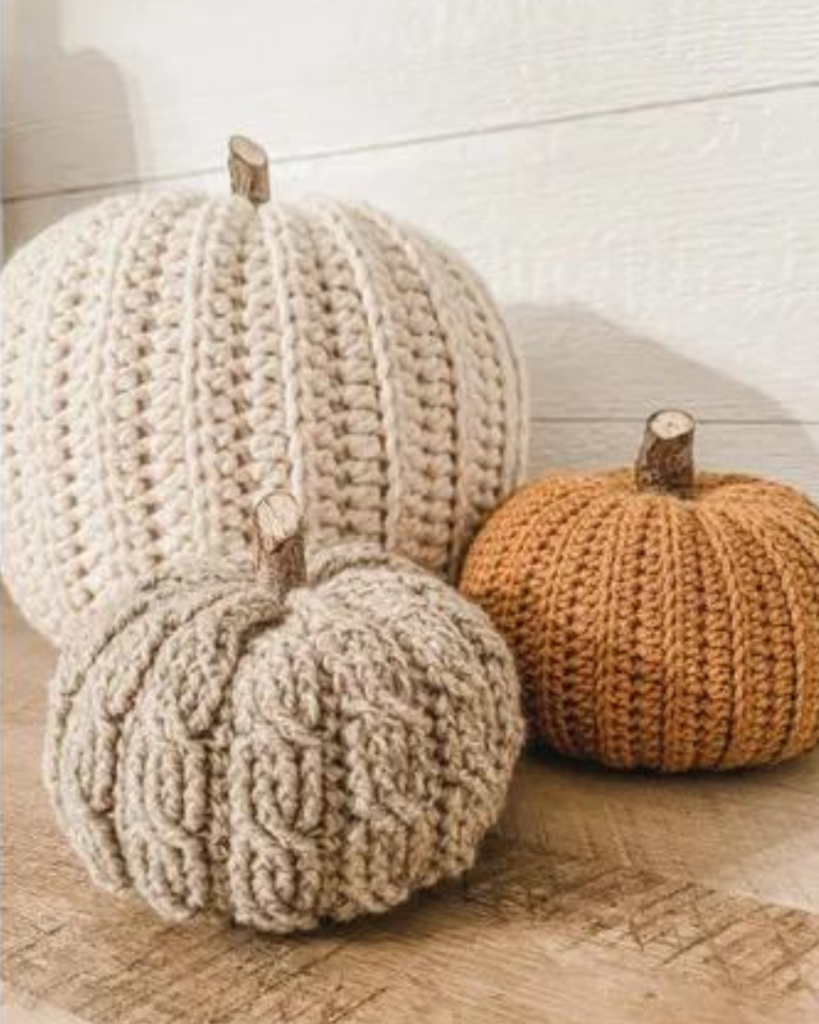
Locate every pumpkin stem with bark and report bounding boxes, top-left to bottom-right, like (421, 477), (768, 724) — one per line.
(228, 136), (270, 206)
(252, 492), (307, 598)
(635, 409), (696, 499)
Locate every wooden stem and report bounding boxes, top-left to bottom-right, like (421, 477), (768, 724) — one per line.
(228, 135), (270, 206)
(635, 409), (696, 498)
(252, 492), (306, 598)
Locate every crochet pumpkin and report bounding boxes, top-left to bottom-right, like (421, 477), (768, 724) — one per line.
(1, 136), (526, 646)
(45, 492), (523, 932)
(461, 410), (819, 772)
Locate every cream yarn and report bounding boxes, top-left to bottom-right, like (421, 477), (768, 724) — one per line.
(45, 503), (523, 932)
(1, 167), (526, 645)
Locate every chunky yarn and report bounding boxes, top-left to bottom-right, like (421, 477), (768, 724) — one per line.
(1, 167), (526, 646)
(45, 534), (523, 932)
(461, 412), (819, 772)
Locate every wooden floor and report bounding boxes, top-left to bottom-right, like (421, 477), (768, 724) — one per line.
(3, 593), (819, 1023)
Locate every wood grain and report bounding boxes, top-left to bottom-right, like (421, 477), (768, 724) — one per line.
(3, 591), (819, 1023)
(4, 0), (819, 199)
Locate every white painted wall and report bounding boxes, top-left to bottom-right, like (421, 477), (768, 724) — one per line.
(3, 0), (818, 493)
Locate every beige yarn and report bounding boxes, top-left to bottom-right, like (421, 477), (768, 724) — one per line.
(45, 544), (523, 932)
(1, 191), (526, 645)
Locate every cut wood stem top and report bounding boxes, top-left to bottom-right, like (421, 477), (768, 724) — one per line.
(252, 492), (306, 597)
(228, 135), (270, 206)
(635, 409), (696, 498)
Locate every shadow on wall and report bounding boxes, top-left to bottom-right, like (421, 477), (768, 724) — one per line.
(2, 0), (137, 238)
(504, 303), (818, 492)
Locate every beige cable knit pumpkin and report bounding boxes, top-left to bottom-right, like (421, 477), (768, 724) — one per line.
(1, 137), (526, 646)
(45, 493), (524, 932)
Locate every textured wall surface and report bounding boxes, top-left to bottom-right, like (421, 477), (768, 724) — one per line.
(3, 0), (818, 492)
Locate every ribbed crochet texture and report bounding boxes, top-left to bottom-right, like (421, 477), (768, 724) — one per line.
(460, 470), (819, 771)
(1, 192), (526, 645)
(46, 545), (523, 932)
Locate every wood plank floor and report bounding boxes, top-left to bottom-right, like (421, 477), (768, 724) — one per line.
(3, 591), (819, 1023)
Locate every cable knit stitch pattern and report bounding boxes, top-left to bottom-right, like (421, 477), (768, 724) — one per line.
(460, 470), (819, 772)
(45, 545), (524, 932)
(1, 192), (526, 645)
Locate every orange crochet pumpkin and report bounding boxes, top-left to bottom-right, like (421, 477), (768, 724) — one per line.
(460, 410), (819, 772)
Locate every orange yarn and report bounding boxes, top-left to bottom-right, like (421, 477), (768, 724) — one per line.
(461, 466), (819, 772)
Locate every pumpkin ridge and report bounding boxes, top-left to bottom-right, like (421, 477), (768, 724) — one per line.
(193, 198), (256, 555)
(436, 233), (527, 497)
(144, 195), (204, 566)
(676, 507), (754, 769)
(486, 484), (578, 685)
(717, 506), (806, 766)
(304, 593), (410, 918)
(463, 477), (613, 674)
(620, 499), (656, 768)
(385, 225), (473, 575)
(208, 597), (290, 920)
(304, 206), (374, 546)
(309, 204), (395, 557)
(596, 497), (649, 768)
(176, 198), (220, 556)
(288, 204), (349, 550)
(227, 608), (323, 929)
(13, 230), (74, 636)
(325, 567), (517, 908)
(685, 508), (735, 767)
(318, 577), (446, 890)
(56, 585), (246, 831)
(23, 203), (145, 638)
(393, 225), (492, 575)
(240, 208), (284, 508)
(46, 580), (225, 891)
(263, 203), (314, 520)
(657, 499), (696, 771)
(592, 495), (642, 766)
(219, 197), (257, 539)
(747, 490), (819, 552)
(82, 201), (152, 591)
(127, 198), (172, 567)
(104, 196), (174, 577)
(536, 492), (624, 757)
(671, 507), (710, 770)
(708, 508), (793, 764)
(114, 583), (285, 920)
(717, 503), (819, 762)
(313, 202), (400, 553)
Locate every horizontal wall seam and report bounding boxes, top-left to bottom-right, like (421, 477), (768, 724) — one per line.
(4, 77), (819, 205)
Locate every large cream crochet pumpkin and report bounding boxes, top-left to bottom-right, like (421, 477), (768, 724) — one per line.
(1, 137), (526, 645)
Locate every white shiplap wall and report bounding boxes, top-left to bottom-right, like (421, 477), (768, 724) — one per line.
(3, 0), (819, 493)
